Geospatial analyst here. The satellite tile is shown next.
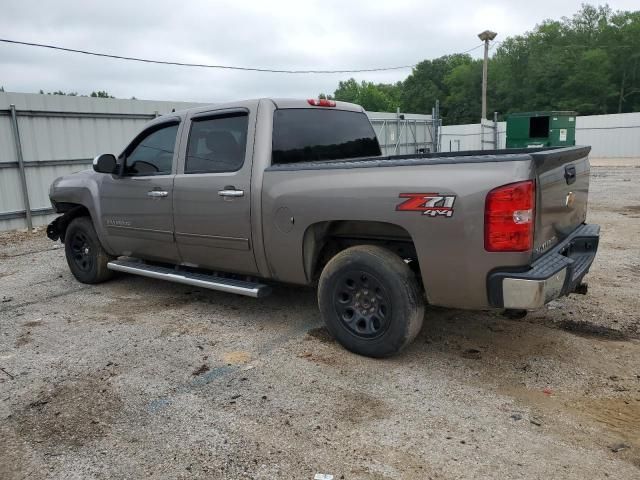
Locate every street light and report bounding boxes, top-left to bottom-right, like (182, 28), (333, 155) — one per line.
(478, 30), (497, 121)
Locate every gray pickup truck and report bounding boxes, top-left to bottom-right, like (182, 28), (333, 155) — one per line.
(47, 98), (599, 357)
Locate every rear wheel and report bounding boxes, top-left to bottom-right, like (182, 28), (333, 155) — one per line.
(64, 216), (114, 284)
(318, 245), (424, 358)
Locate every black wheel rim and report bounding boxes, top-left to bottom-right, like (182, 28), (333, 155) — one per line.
(69, 231), (94, 272)
(332, 270), (391, 339)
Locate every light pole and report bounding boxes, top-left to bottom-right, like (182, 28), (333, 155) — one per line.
(477, 30), (497, 121)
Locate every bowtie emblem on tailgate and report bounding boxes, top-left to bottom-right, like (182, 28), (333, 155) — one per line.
(396, 193), (456, 217)
(565, 191), (575, 208)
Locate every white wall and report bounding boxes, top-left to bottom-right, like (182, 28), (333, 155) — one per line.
(440, 112), (640, 158)
(575, 112), (640, 158)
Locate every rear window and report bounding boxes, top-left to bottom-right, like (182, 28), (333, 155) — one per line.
(272, 109), (381, 164)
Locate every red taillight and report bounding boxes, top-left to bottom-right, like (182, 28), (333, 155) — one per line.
(307, 98), (336, 107)
(484, 180), (535, 252)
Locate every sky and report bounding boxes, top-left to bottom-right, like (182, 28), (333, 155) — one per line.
(0, 0), (638, 103)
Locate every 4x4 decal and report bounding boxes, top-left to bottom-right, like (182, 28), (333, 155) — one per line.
(396, 193), (456, 217)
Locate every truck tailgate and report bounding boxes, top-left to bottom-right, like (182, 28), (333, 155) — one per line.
(530, 146), (591, 259)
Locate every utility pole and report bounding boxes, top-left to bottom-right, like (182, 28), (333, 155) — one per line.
(477, 30), (497, 121)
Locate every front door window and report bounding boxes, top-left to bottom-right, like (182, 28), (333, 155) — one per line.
(124, 123), (179, 176)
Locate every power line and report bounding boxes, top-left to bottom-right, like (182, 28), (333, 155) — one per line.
(0, 38), (485, 74)
(460, 43), (485, 54)
(0, 38), (414, 74)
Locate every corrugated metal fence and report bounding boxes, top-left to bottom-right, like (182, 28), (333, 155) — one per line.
(0, 92), (204, 231)
(368, 111), (436, 156)
(1, 91), (638, 232)
(440, 120), (507, 152)
(0, 92), (435, 232)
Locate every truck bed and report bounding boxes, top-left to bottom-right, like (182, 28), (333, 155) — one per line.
(266, 146), (590, 171)
(262, 145), (591, 309)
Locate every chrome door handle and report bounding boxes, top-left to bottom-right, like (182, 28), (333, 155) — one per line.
(218, 189), (244, 197)
(147, 190), (168, 198)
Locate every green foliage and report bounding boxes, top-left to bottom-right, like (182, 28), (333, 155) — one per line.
(444, 61), (483, 124)
(36, 89), (115, 98)
(323, 4), (640, 123)
(90, 91), (114, 98)
(333, 78), (402, 112)
(38, 89), (79, 96)
(0, 86), (4, 92)
(401, 54), (473, 119)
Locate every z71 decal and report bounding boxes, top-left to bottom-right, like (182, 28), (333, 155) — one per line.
(396, 193), (456, 217)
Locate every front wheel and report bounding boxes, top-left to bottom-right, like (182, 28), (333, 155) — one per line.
(318, 245), (424, 358)
(64, 216), (115, 284)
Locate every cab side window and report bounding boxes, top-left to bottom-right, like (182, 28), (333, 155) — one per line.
(124, 123), (179, 176)
(185, 113), (248, 174)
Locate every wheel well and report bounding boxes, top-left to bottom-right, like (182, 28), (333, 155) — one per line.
(52, 204), (91, 242)
(303, 220), (421, 283)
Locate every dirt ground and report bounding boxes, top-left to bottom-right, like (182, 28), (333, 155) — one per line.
(1, 160), (639, 479)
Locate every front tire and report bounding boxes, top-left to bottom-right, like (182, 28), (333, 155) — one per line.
(318, 245), (424, 358)
(64, 216), (114, 284)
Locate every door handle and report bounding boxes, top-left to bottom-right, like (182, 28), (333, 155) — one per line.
(147, 190), (169, 198)
(218, 189), (244, 197)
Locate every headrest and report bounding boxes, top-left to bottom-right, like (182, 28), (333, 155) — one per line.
(205, 131), (239, 154)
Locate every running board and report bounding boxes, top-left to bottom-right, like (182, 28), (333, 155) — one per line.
(107, 259), (271, 298)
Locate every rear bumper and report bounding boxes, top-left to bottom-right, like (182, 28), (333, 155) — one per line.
(487, 224), (600, 309)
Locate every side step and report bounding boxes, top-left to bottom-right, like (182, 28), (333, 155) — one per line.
(107, 259), (271, 298)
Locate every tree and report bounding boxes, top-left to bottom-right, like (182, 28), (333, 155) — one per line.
(322, 4), (640, 122)
(36, 89), (117, 98)
(333, 78), (401, 112)
(444, 61), (483, 124)
(562, 49), (616, 113)
(91, 91), (114, 98)
(0, 86), (4, 92)
(401, 54), (472, 117)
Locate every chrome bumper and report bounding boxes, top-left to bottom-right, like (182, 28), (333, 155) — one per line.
(502, 269), (567, 309)
(488, 224), (600, 310)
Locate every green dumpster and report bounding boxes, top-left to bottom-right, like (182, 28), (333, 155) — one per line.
(506, 111), (576, 148)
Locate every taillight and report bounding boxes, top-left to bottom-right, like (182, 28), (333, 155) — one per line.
(484, 180), (535, 252)
(307, 98), (336, 107)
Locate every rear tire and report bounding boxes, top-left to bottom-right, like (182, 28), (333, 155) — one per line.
(318, 245), (424, 358)
(64, 216), (114, 284)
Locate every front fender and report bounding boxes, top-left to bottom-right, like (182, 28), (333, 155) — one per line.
(49, 171), (115, 254)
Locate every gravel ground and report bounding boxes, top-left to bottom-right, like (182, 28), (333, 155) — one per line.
(1, 160), (639, 480)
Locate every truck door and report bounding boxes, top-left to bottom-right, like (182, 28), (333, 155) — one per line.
(173, 109), (258, 275)
(99, 120), (181, 263)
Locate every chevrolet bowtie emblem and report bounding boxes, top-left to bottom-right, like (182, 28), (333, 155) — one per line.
(565, 191), (575, 208)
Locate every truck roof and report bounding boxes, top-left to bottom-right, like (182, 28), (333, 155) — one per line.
(168, 98), (365, 120)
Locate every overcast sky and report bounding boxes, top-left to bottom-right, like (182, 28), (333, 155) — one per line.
(1, 0), (638, 103)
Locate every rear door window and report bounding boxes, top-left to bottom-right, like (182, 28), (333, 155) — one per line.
(272, 109), (381, 164)
(185, 113), (248, 174)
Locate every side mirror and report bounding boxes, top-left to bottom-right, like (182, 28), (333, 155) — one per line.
(93, 153), (118, 174)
